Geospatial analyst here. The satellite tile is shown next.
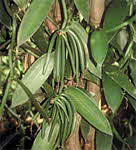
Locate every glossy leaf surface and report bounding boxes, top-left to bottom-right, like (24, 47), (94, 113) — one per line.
(96, 130), (113, 150)
(103, 0), (128, 31)
(73, 0), (89, 22)
(32, 123), (60, 150)
(64, 87), (112, 136)
(90, 30), (108, 65)
(104, 65), (136, 100)
(12, 53), (54, 107)
(87, 57), (101, 78)
(17, 0), (54, 46)
(103, 72), (124, 114)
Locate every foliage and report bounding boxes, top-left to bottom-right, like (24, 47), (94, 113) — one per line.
(0, 0), (136, 149)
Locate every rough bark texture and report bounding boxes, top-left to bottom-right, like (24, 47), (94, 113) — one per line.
(44, 11), (57, 33)
(65, 113), (81, 150)
(83, 82), (101, 150)
(54, 0), (62, 23)
(24, 54), (35, 71)
(83, 127), (96, 150)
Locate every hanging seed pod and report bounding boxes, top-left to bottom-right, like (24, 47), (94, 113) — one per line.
(89, 0), (105, 27)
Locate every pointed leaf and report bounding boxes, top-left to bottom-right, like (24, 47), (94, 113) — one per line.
(32, 123), (60, 150)
(12, 53), (54, 108)
(90, 30), (108, 65)
(104, 65), (136, 100)
(87, 57), (101, 78)
(96, 130), (113, 150)
(103, 0), (128, 31)
(73, 0), (89, 22)
(102, 72), (124, 114)
(64, 87), (112, 136)
(17, 0), (55, 46)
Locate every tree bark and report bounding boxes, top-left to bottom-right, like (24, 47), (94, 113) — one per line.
(89, 0), (105, 27)
(65, 113), (81, 150)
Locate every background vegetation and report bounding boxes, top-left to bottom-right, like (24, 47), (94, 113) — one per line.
(0, 0), (136, 150)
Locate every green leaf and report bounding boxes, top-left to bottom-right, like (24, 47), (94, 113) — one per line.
(96, 130), (113, 150)
(84, 70), (100, 85)
(17, 0), (55, 46)
(0, 0), (11, 29)
(90, 30), (108, 66)
(15, 79), (47, 119)
(102, 72), (124, 114)
(87, 57), (101, 78)
(11, 53), (54, 108)
(32, 26), (48, 52)
(73, 0), (89, 22)
(64, 87), (113, 136)
(129, 58), (136, 86)
(32, 123), (60, 150)
(103, 0), (128, 31)
(104, 65), (136, 100)
(80, 118), (91, 140)
(64, 59), (73, 80)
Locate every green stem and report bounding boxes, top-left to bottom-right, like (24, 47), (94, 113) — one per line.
(0, 40), (11, 50)
(47, 16), (59, 29)
(106, 15), (136, 33)
(15, 79), (48, 122)
(9, 49), (14, 78)
(10, 15), (17, 49)
(129, 4), (133, 16)
(61, 0), (68, 29)
(0, 80), (11, 117)
(9, 15), (17, 78)
(124, 40), (133, 57)
(5, 104), (24, 123)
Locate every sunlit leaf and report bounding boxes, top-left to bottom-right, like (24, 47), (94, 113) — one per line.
(64, 87), (113, 136)
(17, 0), (55, 46)
(11, 53), (54, 108)
(90, 30), (108, 65)
(73, 0), (89, 22)
(32, 123), (60, 150)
